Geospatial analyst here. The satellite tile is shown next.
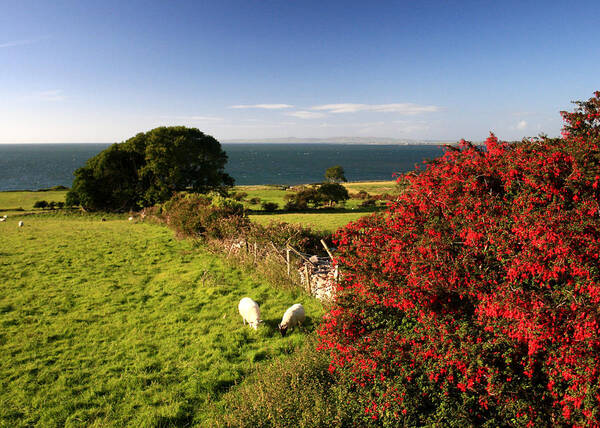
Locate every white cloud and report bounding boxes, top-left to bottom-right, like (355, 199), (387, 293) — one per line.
(163, 115), (224, 122)
(517, 120), (527, 130)
(0, 38), (42, 48)
(229, 104), (294, 110)
(286, 110), (327, 119)
(29, 90), (65, 102)
(310, 103), (440, 114)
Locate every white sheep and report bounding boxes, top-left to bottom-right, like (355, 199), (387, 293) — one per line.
(128, 216), (134, 221)
(0, 217), (5, 222)
(238, 297), (262, 330)
(278, 303), (306, 337)
(18, 221), (24, 227)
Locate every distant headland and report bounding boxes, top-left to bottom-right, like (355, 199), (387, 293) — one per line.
(221, 136), (457, 145)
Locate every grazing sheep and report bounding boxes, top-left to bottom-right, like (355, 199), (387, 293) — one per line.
(238, 297), (262, 330)
(128, 216), (134, 221)
(0, 217), (5, 222)
(18, 221), (24, 227)
(278, 303), (306, 337)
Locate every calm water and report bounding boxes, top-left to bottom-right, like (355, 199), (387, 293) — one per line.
(0, 143), (445, 191)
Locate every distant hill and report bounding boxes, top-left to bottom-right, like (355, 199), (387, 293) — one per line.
(222, 136), (456, 145)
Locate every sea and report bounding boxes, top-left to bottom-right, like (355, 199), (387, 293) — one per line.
(0, 143), (446, 191)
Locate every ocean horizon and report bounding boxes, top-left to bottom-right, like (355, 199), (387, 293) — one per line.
(0, 143), (446, 191)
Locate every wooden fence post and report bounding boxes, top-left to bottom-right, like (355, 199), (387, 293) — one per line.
(304, 264), (311, 294)
(286, 248), (291, 276)
(320, 239), (334, 259)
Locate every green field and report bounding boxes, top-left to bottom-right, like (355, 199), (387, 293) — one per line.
(0, 213), (323, 426)
(236, 181), (395, 231)
(235, 180), (398, 210)
(342, 180), (401, 194)
(0, 190), (67, 214)
(249, 210), (374, 233)
(0, 183), (394, 425)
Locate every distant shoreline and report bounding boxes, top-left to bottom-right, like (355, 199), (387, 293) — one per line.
(221, 137), (458, 145)
(1, 140), (467, 145)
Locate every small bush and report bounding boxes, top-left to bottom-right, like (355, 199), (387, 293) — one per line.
(231, 191), (248, 201)
(358, 198), (376, 207)
(284, 199), (308, 211)
(33, 200), (48, 209)
(163, 193), (248, 239)
(247, 221), (328, 255)
(284, 187), (320, 211)
(248, 197), (261, 205)
(351, 190), (369, 200)
(261, 201), (279, 212)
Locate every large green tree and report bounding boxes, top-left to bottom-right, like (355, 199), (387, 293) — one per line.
(316, 182), (349, 206)
(66, 127), (234, 211)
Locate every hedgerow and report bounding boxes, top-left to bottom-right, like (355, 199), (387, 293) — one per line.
(319, 92), (600, 426)
(162, 192), (329, 255)
(162, 192), (247, 239)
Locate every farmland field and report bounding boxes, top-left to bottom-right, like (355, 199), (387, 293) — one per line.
(249, 210), (373, 233)
(238, 180), (395, 231)
(0, 213), (323, 426)
(0, 190), (67, 215)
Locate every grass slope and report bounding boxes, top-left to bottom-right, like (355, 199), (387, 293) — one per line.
(0, 215), (322, 427)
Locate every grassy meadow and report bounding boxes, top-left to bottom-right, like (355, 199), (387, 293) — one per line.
(0, 212), (323, 426)
(0, 190), (67, 215)
(249, 210), (371, 233)
(0, 182), (395, 425)
(236, 180), (398, 210)
(238, 180), (397, 232)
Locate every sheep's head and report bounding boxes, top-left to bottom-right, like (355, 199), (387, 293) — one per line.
(251, 319), (263, 330)
(278, 323), (288, 337)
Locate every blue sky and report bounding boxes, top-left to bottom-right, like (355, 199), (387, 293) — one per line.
(1, 0), (599, 143)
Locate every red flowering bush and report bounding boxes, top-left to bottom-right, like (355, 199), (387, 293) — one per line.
(319, 92), (600, 426)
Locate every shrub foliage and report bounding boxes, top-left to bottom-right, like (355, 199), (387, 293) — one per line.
(67, 127), (234, 211)
(162, 193), (247, 239)
(284, 183), (350, 211)
(319, 92), (600, 426)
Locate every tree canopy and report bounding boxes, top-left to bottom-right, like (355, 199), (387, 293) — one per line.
(324, 165), (347, 183)
(317, 182), (349, 206)
(66, 127), (234, 211)
(283, 182), (350, 210)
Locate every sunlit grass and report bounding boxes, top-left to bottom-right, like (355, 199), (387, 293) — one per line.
(235, 180), (398, 213)
(249, 211), (373, 233)
(0, 190), (68, 215)
(342, 180), (399, 194)
(0, 215), (323, 426)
